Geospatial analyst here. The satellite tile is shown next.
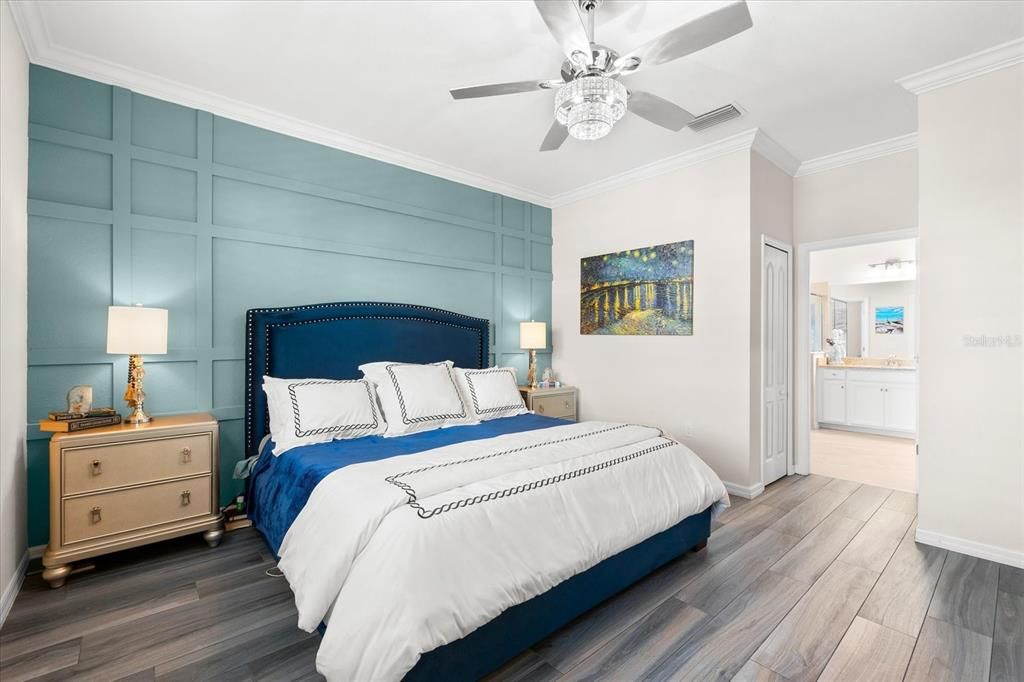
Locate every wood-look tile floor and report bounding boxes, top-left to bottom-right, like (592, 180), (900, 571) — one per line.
(2, 475), (1021, 681)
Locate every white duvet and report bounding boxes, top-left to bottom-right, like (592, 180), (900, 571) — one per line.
(277, 421), (729, 681)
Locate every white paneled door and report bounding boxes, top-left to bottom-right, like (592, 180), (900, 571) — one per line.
(763, 242), (791, 485)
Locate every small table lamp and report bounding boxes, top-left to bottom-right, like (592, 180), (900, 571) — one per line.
(106, 305), (168, 424)
(519, 321), (547, 389)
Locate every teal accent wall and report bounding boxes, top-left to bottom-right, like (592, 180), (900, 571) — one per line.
(26, 66), (553, 546)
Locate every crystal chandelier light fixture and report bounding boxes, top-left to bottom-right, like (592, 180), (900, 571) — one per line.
(554, 75), (628, 141)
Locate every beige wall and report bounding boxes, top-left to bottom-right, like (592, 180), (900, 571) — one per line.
(917, 64), (1024, 565)
(794, 149), (918, 244)
(552, 150), (758, 489)
(0, 0), (29, 623)
(749, 152), (795, 487)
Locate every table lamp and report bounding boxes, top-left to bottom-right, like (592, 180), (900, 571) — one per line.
(106, 305), (168, 424)
(519, 321), (547, 389)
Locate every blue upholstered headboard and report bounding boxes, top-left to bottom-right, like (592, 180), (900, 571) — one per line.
(244, 302), (490, 456)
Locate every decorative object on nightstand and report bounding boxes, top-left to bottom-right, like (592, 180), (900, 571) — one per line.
(106, 305), (168, 424)
(41, 413), (224, 588)
(519, 385), (577, 422)
(519, 321), (547, 388)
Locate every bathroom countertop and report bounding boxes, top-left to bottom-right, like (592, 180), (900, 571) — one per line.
(819, 362), (917, 370)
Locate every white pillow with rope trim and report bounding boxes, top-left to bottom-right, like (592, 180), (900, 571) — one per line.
(262, 376), (385, 455)
(454, 366), (528, 422)
(359, 361), (477, 437)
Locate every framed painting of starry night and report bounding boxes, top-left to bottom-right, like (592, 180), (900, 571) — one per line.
(580, 240), (694, 335)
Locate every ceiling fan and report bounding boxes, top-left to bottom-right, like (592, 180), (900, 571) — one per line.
(449, 0), (752, 151)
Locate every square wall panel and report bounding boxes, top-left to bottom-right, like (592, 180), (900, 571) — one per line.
(29, 141), (112, 210)
(140, 361), (198, 414)
(502, 236), (525, 268)
(131, 93), (198, 158)
(131, 160), (197, 222)
(28, 216), (112, 349)
(28, 363), (114, 422)
(501, 197), (526, 230)
(531, 205), (552, 237)
(213, 359), (244, 410)
(29, 65), (112, 139)
(531, 242), (552, 273)
(131, 228), (197, 349)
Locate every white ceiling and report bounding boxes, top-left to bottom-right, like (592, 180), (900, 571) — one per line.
(810, 238), (917, 285)
(14, 1), (1024, 203)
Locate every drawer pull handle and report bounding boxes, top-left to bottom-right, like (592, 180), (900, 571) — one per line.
(537, 404), (545, 414)
(563, 400), (570, 409)
(181, 490), (191, 506)
(91, 459), (102, 476)
(90, 506), (102, 523)
(181, 447), (192, 463)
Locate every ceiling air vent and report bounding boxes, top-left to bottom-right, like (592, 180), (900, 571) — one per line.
(688, 104), (742, 132)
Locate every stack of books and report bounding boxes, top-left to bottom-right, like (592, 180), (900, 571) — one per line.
(223, 503), (252, 532)
(39, 408), (122, 433)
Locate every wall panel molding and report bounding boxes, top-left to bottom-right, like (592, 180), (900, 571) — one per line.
(25, 65), (552, 545)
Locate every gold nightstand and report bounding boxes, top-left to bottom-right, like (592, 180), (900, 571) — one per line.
(42, 413), (224, 588)
(519, 386), (577, 421)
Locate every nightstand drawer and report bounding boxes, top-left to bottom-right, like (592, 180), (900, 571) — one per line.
(63, 433), (212, 495)
(532, 393), (576, 418)
(63, 475), (213, 545)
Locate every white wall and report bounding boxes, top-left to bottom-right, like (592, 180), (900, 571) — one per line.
(794, 149), (918, 244)
(830, 280), (916, 361)
(917, 64), (1024, 566)
(0, 0), (29, 623)
(552, 150), (758, 489)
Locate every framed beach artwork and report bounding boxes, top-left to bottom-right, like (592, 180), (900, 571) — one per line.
(580, 240), (693, 336)
(875, 306), (904, 334)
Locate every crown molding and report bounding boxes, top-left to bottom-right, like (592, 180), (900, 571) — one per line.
(7, 1), (553, 207)
(751, 129), (800, 176)
(550, 128), (760, 207)
(897, 37), (1024, 95)
(794, 133), (917, 178)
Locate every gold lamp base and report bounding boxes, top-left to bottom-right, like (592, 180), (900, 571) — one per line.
(526, 349), (538, 389)
(124, 354), (152, 424)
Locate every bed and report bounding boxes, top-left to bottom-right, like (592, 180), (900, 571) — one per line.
(244, 301), (726, 681)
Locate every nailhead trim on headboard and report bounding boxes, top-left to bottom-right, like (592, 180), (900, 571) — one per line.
(244, 302), (490, 458)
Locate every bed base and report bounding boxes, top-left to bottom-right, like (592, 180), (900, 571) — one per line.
(405, 507), (712, 681)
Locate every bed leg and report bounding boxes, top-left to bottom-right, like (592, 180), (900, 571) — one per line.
(690, 539), (707, 553)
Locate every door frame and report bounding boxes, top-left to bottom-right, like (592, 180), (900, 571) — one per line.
(760, 236), (794, 486)
(794, 228), (918, 475)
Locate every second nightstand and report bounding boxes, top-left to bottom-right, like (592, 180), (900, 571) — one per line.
(519, 385), (577, 421)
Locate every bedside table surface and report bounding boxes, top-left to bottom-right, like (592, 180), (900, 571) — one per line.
(50, 412), (216, 442)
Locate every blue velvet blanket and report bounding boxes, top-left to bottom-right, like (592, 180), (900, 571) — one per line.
(249, 414), (568, 554)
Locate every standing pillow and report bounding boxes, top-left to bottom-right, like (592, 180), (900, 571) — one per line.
(359, 361), (476, 436)
(262, 376), (385, 455)
(454, 367), (528, 421)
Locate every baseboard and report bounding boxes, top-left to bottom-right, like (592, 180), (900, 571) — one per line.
(0, 550), (29, 627)
(28, 544), (45, 560)
(722, 480), (765, 500)
(915, 528), (1024, 569)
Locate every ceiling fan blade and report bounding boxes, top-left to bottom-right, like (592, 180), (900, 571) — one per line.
(450, 79), (563, 100)
(539, 121), (569, 151)
(533, 0), (592, 65)
(628, 90), (695, 131)
(615, 1), (752, 71)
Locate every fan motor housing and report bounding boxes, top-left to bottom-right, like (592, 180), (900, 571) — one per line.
(560, 43), (621, 82)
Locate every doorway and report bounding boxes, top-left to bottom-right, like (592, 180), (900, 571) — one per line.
(798, 233), (918, 492)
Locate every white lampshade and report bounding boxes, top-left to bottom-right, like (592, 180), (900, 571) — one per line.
(519, 321), (547, 350)
(106, 306), (168, 355)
